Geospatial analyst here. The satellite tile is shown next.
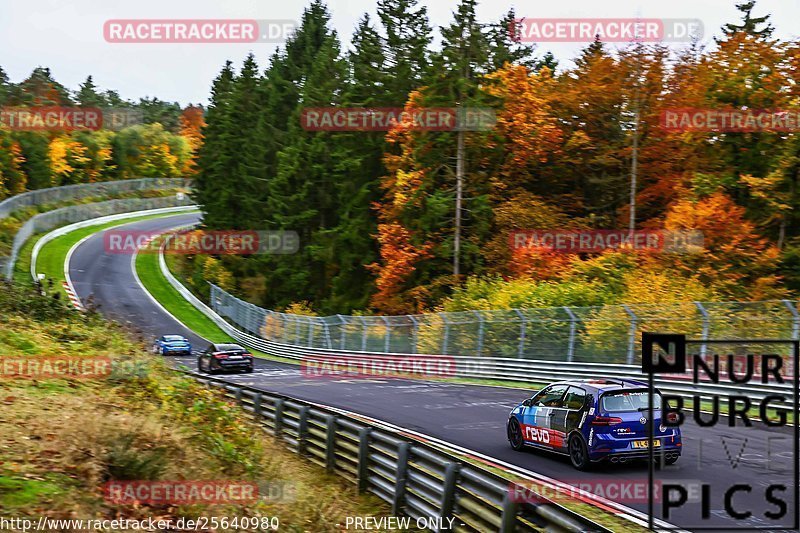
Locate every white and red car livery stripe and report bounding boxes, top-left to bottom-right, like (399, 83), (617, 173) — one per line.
(520, 423), (565, 448)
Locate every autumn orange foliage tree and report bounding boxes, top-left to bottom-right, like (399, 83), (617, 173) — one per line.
(179, 105), (205, 175)
(662, 192), (784, 299)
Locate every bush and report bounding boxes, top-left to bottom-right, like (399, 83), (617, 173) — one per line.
(103, 433), (168, 481)
(0, 281), (73, 322)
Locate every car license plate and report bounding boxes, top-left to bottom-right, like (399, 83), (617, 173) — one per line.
(228, 355), (241, 359)
(632, 439), (660, 449)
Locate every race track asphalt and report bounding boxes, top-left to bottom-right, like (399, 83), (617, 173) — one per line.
(68, 214), (798, 532)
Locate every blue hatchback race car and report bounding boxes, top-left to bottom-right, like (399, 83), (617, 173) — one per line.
(152, 335), (192, 356)
(507, 379), (681, 470)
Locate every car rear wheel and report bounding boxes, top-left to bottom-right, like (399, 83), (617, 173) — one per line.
(244, 367), (254, 373)
(569, 435), (590, 470)
(507, 418), (524, 451)
(664, 455), (679, 466)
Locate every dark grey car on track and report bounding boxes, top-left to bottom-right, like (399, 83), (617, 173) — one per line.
(197, 343), (254, 374)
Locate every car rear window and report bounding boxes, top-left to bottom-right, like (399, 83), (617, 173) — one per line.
(164, 335), (185, 341)
(600, 390), (662, 412)
(216, 344), (244, 352)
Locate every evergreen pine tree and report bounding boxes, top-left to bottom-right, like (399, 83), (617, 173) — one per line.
(377, 0), (432, 103)
(226, 54), (267, 229)
(13, 67), (72, 105)
(720, 0), (774, 39)
(16, 132), (52, 189)
(0, 66), (9, 106)
(76, 76), (107, 107)
(261, 1), (357, 309)
(193, 62), (237, 228)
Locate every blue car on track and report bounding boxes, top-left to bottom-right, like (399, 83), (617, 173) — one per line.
(152, 335), (192, 356)
(507, 379), (681, 470)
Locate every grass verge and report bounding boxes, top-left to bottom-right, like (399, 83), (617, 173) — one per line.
(31, 211), (196, 302)
(0, 283), (404, 530)
(135, 240), (235, 344)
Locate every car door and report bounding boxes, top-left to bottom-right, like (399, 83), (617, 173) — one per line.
(200, 344), (214, 370)
(559, 386), (589, 452)
(521, 384), (568, 449)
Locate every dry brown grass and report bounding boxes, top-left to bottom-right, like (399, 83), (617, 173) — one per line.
(0, 286), (416, 532)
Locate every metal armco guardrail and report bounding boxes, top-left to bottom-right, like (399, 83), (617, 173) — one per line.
(0, 177), (190, 219)
(2, 195), (195, 279)
(187, 371), (611, 533)
(1, 178), (192, 279)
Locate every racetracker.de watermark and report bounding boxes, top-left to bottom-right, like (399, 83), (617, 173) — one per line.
(103, 480), (258, 505)
(511, 18), (703, 43)
(103, 229), (299, 255)
(661, 108), (800, 132)
(104, 19), (297, 43)
(301, 355), (457, 380)
(507, 479), (704, 504)
(0, 107), (142, 132)
(300, 107), (496, 132)
(0, 357), (112, 379)
(509, 229), (704, 254)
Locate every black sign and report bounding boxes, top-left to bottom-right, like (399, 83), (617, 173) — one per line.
(642, 332), (686, 374)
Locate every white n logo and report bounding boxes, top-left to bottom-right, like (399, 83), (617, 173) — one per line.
(652, 341), (677, 366)
(642, 332), (686, 374)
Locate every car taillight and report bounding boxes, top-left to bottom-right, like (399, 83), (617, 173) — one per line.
(212, 352), (228, 359)
(666, 412), (679, 423)
(243, 352), (253, 357)
(592, 416), (623, 426)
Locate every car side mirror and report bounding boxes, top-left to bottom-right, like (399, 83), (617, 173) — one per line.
(522, 399), (532, 407)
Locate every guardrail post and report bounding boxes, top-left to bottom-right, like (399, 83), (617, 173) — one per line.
(563, 306), (577, 362)
(784, 300), (799, 340)
(360, 316), (368, 351)
(383, 316), (391, 353)
(357, 427), (372, 492)
(499, 492), (519, 533)
(514, 309), (526, 358)
(439, 462), (460, 525)
(234, 386), (242, 404)
(337, 315), (347, 350)
(274, 398), (285, 436)
(473, 311), (485, 356)
(306, 316), (315, 347)
(623, 305), (638, 364)
(695, 302), (710, 358)
(324, 415), (337, 472)
(298, 406), (310, 456)
(322, 319), (333, 349)
(392, 442), (410, 515)
(253, 393), (262, 418)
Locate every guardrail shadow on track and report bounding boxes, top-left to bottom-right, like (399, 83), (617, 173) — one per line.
(185, 371), (611, 533)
